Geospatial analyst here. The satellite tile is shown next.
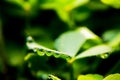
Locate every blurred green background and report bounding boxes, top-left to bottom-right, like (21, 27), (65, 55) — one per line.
(0, 0), (120, 80)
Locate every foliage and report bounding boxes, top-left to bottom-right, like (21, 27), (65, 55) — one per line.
(103, 73), (120, 80)
(101, 0), (120, 8)
(0, 0), (120, 80)
(77, 74), (103, 80)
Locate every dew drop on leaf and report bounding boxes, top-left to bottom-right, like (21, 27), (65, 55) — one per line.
(100, 53), (109, 59)
(27, 36), (34, 43)
(60, 54), (71, 61)
(53, 53), (61, 58)
(33, 49), (37, 52)
(37, 49), (45, 56)
(46, 51), (53, 56)
(66, 56), (71, 61)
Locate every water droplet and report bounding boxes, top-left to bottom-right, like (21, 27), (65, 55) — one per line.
(37, 49), (45, 56)
(38, 48), (44, 51)
(100, 53), (109, 59)
(33, 49), (37, 52)
(66, 56), (71, 61)
(60, 54), (71, 61)
(46, 50), (53, 56)
(27, 36), (34, 43)
(38, 51), (45, 56)
(53, 53), (60, 58)
(60, 54), (67, 58)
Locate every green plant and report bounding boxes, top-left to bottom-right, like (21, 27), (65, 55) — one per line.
(24, 26), (115, 80)
(0, 0), (120, 80)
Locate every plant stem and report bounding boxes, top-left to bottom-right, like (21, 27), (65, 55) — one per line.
(67, 61), (75, 80)
(70, 64), (74, 80)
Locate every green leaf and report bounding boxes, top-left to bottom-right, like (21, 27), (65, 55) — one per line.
(25, 36), (71, 79)
(7, 0), (40, 17)
(40, 0), (89, 11)
(77, 74), (103, 80)
(72, 6), (91, 22)
(7, 0), (38, 9)
(48, 74), (61, 80)
(102, 29), (120, 42)
(87, 0), (109, 10)
(102, 29), (120, 51)
(75, 44), (112, 59)
(40, 0), (89, 22)
(26, 36), (71, 61)
(55, 27), (102, 57)
(55, 9), (70, 23)
(108, 33), (120, 51)
(101, 0), (120, 8)
(103, 73), (120, 80)
(24, 53), (35, 61)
